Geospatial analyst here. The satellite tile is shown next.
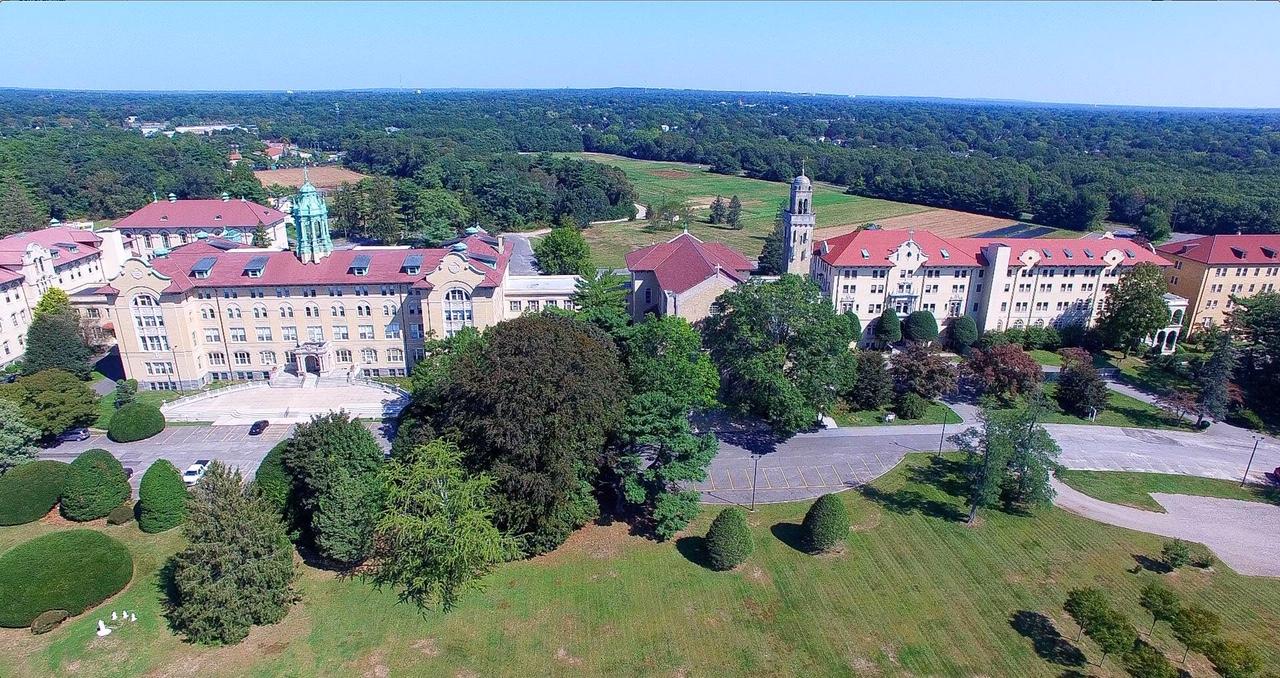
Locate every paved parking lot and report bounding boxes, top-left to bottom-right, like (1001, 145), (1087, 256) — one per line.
(41, 420), (394, 494)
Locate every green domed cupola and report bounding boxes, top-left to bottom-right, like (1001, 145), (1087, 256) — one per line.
(292, 167), (333, 263)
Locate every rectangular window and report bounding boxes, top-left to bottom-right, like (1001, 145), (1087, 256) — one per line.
(204, 328), (221, 343)
(308, 326), (323, 342)
(359, 325), (375, 340)
(510, 300), (521, 312)
(256, 327), (272, 342)
(333, 325), (349, 341)
(229, 328), (247, 342)
(282, 326), (298, 342)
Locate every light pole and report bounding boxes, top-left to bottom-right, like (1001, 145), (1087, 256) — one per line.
(750, 453), (761, 511)
(936, 409), (948, 457)
(1242, 435), (1263, 487)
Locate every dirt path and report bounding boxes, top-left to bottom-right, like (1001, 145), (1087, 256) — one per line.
(1051, 478), (1280, 577)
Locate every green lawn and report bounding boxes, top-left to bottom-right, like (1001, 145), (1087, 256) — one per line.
(5, 453), (1277, 676)
(833, 401), (962, 427)
(1027, 349), (1062, 367)
(1030, 382), (1192, 430)
(93, 381), (239, 429)
(1103, 351), (1195, 394)
(1057, 470), (1280, 513)
(566, 153), (932, 268)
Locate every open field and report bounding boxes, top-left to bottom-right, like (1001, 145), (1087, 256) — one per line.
(570, 153), (1079, 268)
(569, 153), (932, 268)
(1058, 470), (1280, 512)
(254, 166), (369, 190)
(4, 453), (1277, 677)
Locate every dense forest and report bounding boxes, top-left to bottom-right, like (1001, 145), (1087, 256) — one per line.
(1, 88), (1278, 238)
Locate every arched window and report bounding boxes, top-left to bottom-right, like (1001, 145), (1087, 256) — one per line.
(361, 348), (377, 364)
(1171, 309), (1184, 324)
(357, 303), (372, 317)
(443, 288), (473, 338)
(226, 305), (242, 319)
(305, 304), (319, 318)
(200, 305), (216, 320)
(279, 304), (294, 318)
(1013, 319), (1025, 328)
(252, 304), (268, 319)
(383, 303), (397, 317)
(331, 305), (345, 317)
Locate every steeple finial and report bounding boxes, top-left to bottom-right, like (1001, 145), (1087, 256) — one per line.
(302, 163), (310, 184)
(801, 158), (806, 178)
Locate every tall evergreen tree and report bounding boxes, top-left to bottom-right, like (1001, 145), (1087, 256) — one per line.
(708, 195), (727, 224)
(363, 176), (402, 243)
(0, 168), (43, 237)
(572, 271), (630, 336)
(726, 195), (743, 229)
(167, 462), (298, 645)
(1195, 329), (1237, 423)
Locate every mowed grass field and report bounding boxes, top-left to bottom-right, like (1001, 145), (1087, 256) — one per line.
(4, 454), (1278, 677)
(1058, 470), (1280, 512)
(568, 153), (932, 268)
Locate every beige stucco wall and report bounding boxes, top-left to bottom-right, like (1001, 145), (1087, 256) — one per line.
(1162, 255), (1280, 331)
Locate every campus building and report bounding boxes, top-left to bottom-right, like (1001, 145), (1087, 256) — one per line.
(0, 225), (128, 367)
(95, 177), (577, 390)
(780, 174), (1184, 351)
(112, 193), (290, 259)
(1156, 234), (1280, 331)
(625, 232), (755, 324)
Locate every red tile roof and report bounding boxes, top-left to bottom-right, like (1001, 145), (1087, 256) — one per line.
(0, 226), (103, 269)
(113, 199), (287, 231)
(1156, 234), (1280, 266)
(625, 233), (754, 294)
(817, 229), (1169, 268)
(112, 231), (508, 295)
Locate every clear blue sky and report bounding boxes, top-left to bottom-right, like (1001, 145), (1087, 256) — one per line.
(1, 2), (1277, 108)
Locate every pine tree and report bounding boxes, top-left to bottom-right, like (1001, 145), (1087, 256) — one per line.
(726, 195), (743, 230)
(708, 195), (727, 224)
(364, 176), (402, 243)
(168, 462), (298, 645)
(251, 223), (271, 248)
(1195, 330), (1237, 424)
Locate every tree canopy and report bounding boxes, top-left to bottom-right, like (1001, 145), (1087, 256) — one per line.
(1096, 263), (1170, 355)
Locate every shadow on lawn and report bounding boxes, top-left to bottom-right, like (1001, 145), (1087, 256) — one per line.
(769, 522), (810, 554)
(1009, 610), (1087, 668)
(674, 535), (713, 569)
(859, 455), (969, 523)
(1131, 553), (1173, 574)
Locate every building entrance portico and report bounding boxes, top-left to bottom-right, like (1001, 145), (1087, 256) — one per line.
(293, 341), (335, 376)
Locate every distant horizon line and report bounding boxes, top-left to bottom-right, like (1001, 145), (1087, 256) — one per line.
(1, 85), (1277, 113)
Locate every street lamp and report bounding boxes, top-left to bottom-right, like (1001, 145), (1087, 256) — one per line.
(1242, 435), (1264, 487)
(936, 408), (948, 457)
(750, 453), (761, 511)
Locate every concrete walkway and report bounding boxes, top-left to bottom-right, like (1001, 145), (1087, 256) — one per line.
(162, 382), (408, 425)
(1051, 478), (1280, 577)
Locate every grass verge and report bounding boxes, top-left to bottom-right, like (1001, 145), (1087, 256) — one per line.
(832, 401), (962, 427)
(1057, 470), (1280, 512)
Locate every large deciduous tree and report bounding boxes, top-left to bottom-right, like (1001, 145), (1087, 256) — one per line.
(1096, 263), (1170, 356)
(965, 344), (1042, 402)
(572, 271), (630, 336)
(23, 290), (93, 379)
(433, 313), (628, 555)
(370, 440), (516, 612)
(533, 225), (592, 276)
(0, 369), (97, 439)
(0, 168), (44, 237)
(703, 275), (858, 436)
(891, 344), (957, 400)
(847, 350), (893, 411)
(951, 402), (1060, 523)
(167, 462), (298, 645)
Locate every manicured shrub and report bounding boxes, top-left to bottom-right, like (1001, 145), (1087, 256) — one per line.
(107, 402), (165, 443)
(1187, 542), (1216, 569)
(0, 530), (133, 627)
(61, 449), (131, 521)
(801, 493), (849, 553)
(895, 391), (929, 420)
(875, 308), (901, 345)
(138, 459), (188, 533)
(106, 502), (135, 525)
(903, 310), (939, 344)
(0, 460), (70, 525)
(1162, 539), (1191, 570)
(949, 315), (979, 353)
(705, 506), (753, 571)
(30, 609), (69, 635)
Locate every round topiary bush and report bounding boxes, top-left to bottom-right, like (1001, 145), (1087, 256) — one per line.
(801, 493), (849, 554)
(895, 392), (929, 420)
(106, 502), (135, 525)
(138, 459), (188, 533)
(107, 402), (165, 443)
(705, 506), (753, 571)
(0, 460), (70, 526)
(0, 530), (133, 627)
(904, 310), (939, 344)
(61, 449), (131, 521)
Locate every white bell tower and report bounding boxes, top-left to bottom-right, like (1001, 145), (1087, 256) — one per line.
(782, 170), (815, 275)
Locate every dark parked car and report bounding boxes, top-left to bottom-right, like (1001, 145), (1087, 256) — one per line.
(249, 420), (270, 436)
(56, 427), (91, 443)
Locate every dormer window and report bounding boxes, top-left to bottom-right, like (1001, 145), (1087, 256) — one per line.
(349, 254), (371, 276)
(940, 249), (950, 259)
(192, 255), (216, 279)
(401, 253), (423, 275)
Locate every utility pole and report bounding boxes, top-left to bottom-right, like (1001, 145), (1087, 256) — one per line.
(750, 453), (761, 511)
(936, 408), (948, 457)
(1242, 435), (1263, 487)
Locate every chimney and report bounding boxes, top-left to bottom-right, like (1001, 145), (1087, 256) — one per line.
(221, 192), (230, 202)
(167, 193), (176, 203)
